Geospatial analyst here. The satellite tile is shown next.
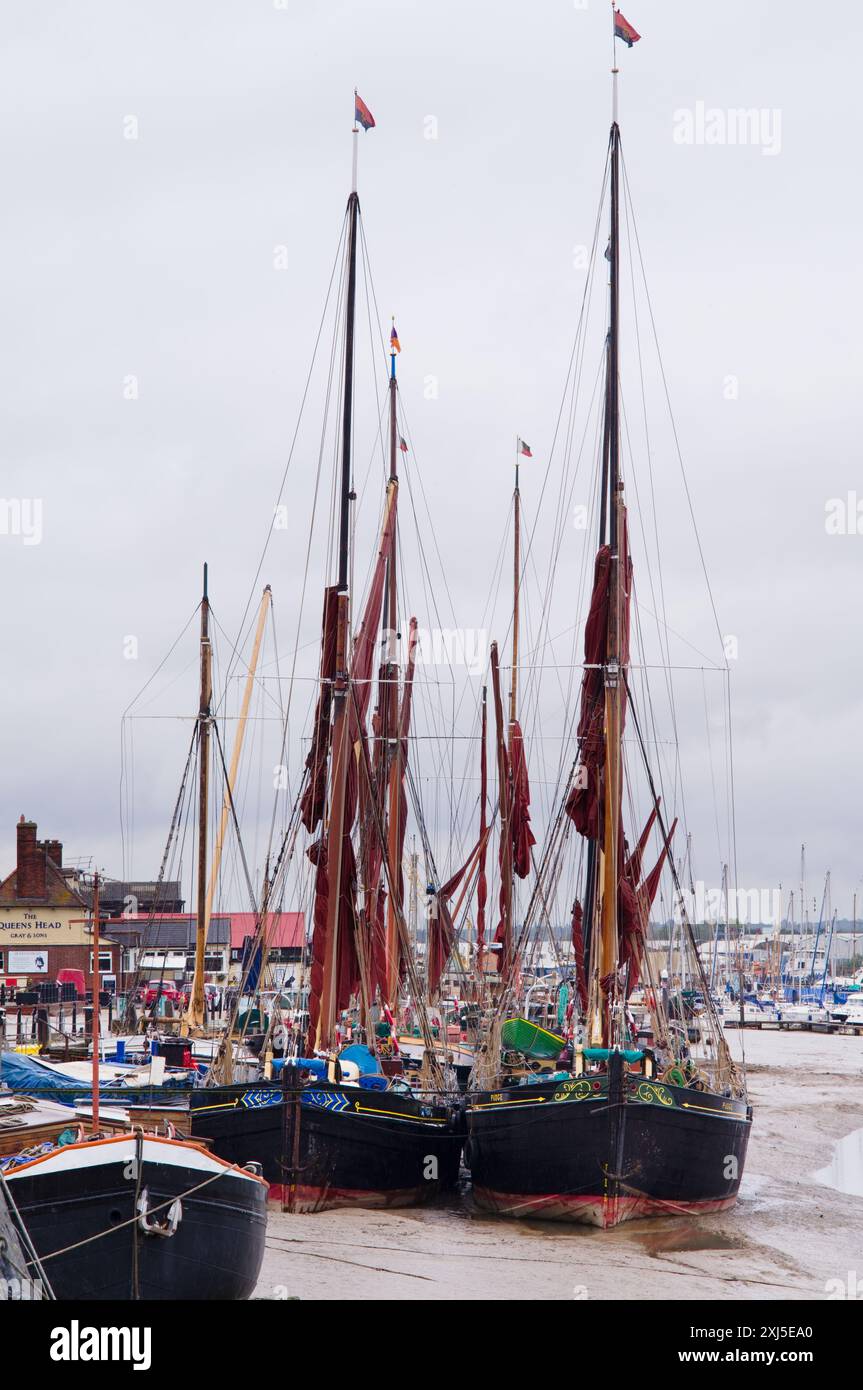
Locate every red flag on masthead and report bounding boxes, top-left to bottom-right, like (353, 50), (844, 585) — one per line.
(613, 9), (640, 47)
(354, 92), (376, 130)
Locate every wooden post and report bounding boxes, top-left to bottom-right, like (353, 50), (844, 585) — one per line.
(91, 872), (101, 1134)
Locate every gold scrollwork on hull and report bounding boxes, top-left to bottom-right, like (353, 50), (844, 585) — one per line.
(552, 1079), (593, 1102)
(636, 1082), (674, 1107)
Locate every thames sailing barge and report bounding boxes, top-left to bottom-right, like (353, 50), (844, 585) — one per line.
(465, 20), (751, 1228)
(190, 98), (462, 1210)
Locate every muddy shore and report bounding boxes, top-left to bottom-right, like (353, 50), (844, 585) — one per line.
(254, 1030), (863, 1300)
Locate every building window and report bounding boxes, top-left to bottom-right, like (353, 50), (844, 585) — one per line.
(89, 952), (113, 972)
(186, 954), (225, 974)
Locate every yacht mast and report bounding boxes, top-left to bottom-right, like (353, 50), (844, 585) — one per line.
(185, 564), (212, 1033)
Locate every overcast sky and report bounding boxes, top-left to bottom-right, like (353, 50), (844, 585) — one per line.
(0, 1), (860, 924)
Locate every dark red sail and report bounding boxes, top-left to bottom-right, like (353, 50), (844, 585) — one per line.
(305, 487), (398, 1049)
(510, 719), (536, 878)
(565, 545), (612, 839)
(300, 586), (339, 832)
(571, 898), (588, 1011)
(476, 689), (488, 968)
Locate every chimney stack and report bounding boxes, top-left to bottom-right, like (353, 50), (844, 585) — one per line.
(16, 817), (46, 900)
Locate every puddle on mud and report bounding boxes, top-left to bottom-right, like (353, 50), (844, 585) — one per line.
(815, 1126), (863, 1198)
(635, 1224), (743, 1256)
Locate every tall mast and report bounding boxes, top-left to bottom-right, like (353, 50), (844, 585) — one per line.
(185, 564), (212, 1033)
(91, 871), (100, 1134)
(318, 124), (361, 1046)
(509, 454), (521, 727)
(597, 94), (623, 1035)
(384, 324), (402, 1004)
(205, 585), (271, 937)
(497, 452), (522, 991)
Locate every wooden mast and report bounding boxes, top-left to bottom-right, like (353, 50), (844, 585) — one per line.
(497, 450), (522, 990)
(597, 98), (623, 1044)
(91, 871), (100, 1134)
(384, 325), (402, 1005)
(509, 455), (521, 728)
(317, 130), (361, 1050)
(184, 564), (212, 1034)
(204, 584), (271, 933)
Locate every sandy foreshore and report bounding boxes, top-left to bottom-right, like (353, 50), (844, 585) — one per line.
(254, 1029), (863, 1300)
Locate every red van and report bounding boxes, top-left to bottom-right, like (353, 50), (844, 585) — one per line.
(56, 968), (86, 998)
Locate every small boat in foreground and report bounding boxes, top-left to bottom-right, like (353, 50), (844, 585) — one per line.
(4, 1131), (267, 1299)
(2, 873), (268, 1299)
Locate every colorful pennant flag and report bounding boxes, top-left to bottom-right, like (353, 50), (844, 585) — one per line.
(614, 9), (640, 47)
(399, 435), (409, 453)
(354, 92), (376, 130)
(390, 324), (401, 353)
(517, 438), (533, 458)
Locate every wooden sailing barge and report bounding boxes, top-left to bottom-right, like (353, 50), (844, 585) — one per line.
(464, 34), (751, 1228)
(189, 104), (463, 1210)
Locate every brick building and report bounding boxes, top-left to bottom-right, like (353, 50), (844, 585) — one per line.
(0, 817), (120, 989)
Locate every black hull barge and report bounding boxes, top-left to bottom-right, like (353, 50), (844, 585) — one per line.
(189, 1080), (463, 1212)
(467, 1050), (751, 1228)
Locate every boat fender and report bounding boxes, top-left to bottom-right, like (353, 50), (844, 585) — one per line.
(137, 1188), (182, 1238)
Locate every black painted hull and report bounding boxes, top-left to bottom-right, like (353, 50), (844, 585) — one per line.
(466, 1065), (751, 1228)
(189, 1081), (463, 1212)
(6, 1135), (268, 1299)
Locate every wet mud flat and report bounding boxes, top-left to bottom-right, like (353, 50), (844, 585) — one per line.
(255, 1030), (863, 1300)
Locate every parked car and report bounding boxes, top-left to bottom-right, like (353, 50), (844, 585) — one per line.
(140, 980), (181, 1009)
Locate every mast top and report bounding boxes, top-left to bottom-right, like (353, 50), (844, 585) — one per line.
(202, 562), (208, 601)
(610, 5), (641, 126)
(352, 90), (376, 193)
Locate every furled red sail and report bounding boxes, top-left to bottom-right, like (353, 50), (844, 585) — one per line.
(349, 486), (398, 732)
(565, 545), (612, 838)
(300, 586), (339, 832)
(509, 719), (536, 878)
(305, 486), (398, 1050)
(567, 516), (650, 1002)
(427, 849), (476, 996)
(625, 801), (659, 884)
(490, 644), (513, 975)
(361, 701), (388, 998)
(570, 898), (588, 1011)
(476, 689), (488, 968)
(618, 815), (677, 994)
(385, 617), (418, 994)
